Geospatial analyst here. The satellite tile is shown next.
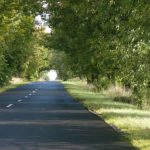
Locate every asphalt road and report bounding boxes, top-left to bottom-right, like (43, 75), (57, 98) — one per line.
(0, 81), (136, 150)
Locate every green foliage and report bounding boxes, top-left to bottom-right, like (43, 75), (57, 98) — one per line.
(0, 1), (50, 84)
(47, 0), (150, 107)
(0, 0), (149, 107)
(46, 50), (73, 80)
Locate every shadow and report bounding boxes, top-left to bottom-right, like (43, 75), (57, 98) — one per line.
(0, 109), (137, 150)
(63, 82), (150, 149)
(73, 94), (136, 110)
(99, 110), (150, 118)
(0, 81), (137, 150)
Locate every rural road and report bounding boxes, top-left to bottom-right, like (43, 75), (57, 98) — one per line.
(0, 81), (136, 150)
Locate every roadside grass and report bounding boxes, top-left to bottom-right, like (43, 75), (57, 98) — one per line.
(63, 80), (150, 150)
(0, 82), (29, 93)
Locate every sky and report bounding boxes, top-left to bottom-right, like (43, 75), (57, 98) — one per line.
(35, 14), (51, 33)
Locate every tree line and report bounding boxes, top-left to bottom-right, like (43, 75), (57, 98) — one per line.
(0, 0), (149, 107)
(0, 0), (50, 85)
(46, 0), (150, 107)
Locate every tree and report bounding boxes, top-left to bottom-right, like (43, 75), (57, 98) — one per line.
(46, 0), (150, 107)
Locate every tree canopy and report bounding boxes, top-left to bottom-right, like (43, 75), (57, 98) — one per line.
(0, 0), (149, 107)
(0, 0), (50, 84)
(46, 0), (150, 106)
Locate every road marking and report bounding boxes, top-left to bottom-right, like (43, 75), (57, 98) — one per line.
(6, 104), (13, 108)
(17, 99), (22, 102)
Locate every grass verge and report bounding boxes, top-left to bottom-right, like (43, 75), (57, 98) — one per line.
(0, 82), (29, 93)
(63, 80), (150, 150)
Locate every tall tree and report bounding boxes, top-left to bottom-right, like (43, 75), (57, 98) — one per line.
(47, 0), (150, 106)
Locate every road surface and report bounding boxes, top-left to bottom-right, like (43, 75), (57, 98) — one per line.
(0, 81), (136, 150)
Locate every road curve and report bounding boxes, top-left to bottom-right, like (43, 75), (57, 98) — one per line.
(0, 81), (136, 150)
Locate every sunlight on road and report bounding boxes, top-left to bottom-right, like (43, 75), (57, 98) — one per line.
(48, 70), (57, 81)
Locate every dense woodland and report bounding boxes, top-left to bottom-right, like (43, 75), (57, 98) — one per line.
(0, 0), (149, 108)
(0, 1), (50, 82)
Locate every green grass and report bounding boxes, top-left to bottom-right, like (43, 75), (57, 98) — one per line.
(0, 82), (29, 93)
(63, 80), (150, 150)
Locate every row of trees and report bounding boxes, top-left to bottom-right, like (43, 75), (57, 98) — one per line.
(0, 0), (50, 85)
(46, 0), (150, 106)
(0, 0), (149, 107)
